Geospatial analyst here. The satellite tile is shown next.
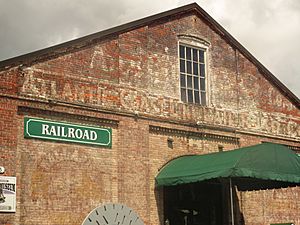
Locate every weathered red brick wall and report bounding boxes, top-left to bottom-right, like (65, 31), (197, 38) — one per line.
(0, 97), (19, 225)
(0, 10), (299, 225)
(239, 187), (300, 225)
(15, 112), (119, 224)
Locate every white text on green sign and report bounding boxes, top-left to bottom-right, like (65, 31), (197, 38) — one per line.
(24, 117), (112, 147)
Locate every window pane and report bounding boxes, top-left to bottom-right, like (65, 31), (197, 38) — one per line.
(180, 59), (185, 72)
(187, 61), (192, 74)
(180, 74), (186, 87)
(181, 88), (187, 102)
(201, 92), (206, 105)
(179, 45), (207, 105)
(193, 49), (198, 61)
(194, 91), (200, 103)
(186, 47), (191, 60)
(200, 64), (205, 77)
(199, 50), (204, 63)
(179, 45), (185, 58)
(193, 62), (198, 75)
(194, 77), (199, 90)
(187, 76), (192, 88)
(200, 78), (205, 91)
(188, 90), (193, 103)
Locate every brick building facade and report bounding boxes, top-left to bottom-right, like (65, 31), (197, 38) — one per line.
(0, 3), (299, 225)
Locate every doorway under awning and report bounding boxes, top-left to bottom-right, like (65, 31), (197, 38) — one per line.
(156, 143), (300, 225)
(156, 143), (300, 191)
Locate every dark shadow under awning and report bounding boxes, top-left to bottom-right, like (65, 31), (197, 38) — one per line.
(156, 143), (300, 191)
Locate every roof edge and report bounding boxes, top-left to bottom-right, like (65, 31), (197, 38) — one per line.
(191, 5), (300, 108)
(0, 3), (197, 70)
(0, 3), (299, 108)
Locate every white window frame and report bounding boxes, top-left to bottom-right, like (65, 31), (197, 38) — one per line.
(178, 35), (210, 106)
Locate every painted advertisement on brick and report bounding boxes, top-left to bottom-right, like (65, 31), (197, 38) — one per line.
(0, 176), (16, 212)
(19, 69), (300, 140)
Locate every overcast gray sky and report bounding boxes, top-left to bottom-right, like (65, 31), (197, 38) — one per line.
(0, 0), (299, 98)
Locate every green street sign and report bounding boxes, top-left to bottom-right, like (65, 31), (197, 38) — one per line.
(24, 117), (112, 147)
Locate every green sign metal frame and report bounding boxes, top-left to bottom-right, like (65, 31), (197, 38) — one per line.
(24, 117), (112, 147)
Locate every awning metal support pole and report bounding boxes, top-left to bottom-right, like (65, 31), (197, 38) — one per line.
(230, 178), (235, 225)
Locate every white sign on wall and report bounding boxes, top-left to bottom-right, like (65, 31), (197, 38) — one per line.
(0, 176), (16, 212)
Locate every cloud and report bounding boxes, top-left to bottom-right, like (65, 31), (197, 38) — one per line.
(199, 0), (300, 98)
(0, 0), (299, 98)
(0, 0), (178, 59)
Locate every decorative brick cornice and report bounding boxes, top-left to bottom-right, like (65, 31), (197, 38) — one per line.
(18, 106), (119, 128)
(288, 145), (300, 152)
(149, 125), (239, 143)
(262, 141), (300, 154)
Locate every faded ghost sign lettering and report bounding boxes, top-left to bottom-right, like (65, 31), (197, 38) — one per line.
(20, 70), (300, 139)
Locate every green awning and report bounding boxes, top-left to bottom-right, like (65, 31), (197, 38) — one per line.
(156, 143), (300, 191)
